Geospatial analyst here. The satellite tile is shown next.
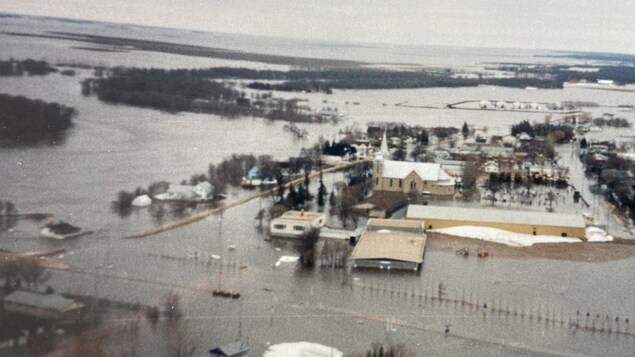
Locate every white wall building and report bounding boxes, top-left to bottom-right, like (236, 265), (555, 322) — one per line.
(270, 211), (326, 238)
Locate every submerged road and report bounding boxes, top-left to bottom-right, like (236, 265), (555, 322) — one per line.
(128, 158), (372, 239)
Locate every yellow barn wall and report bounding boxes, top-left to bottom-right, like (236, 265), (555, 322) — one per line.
(407, 217), (585, 238)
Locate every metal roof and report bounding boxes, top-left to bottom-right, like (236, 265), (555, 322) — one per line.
(209, 341), (250, 356)
(406, 205), (586, 228)
(3, 291), (79, 312)
(350, 230), (426, 263)
(367, 218), (425, 233)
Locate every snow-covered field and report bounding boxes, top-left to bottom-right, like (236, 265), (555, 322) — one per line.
(263, 342), (343, 357)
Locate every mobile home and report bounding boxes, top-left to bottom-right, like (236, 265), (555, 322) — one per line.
(269, 211), (326, 238)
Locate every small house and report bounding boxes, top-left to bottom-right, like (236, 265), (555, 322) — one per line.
(241, 166), (262, 187)
(154, 184), (197, 201)
(517, 132), (532, 141)
(270, 210), (326, 238)
(193, 182), (214, 199)
(155, 182), (213, 201)
(502, 135), (517, 147)
(482, 161), (499, 173)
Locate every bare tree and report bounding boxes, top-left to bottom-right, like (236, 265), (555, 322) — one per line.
(461, 159), (481, 201)
(0, 258), (50, 290)
(336, 186), (362, 227)
(299, 229), (319, 267)
(485, 174), (501, 206)
(348, 342), (415, 357)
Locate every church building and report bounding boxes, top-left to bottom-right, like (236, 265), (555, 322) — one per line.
(372, 132), (456, 196)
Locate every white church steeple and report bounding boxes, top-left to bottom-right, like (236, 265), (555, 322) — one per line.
(379, 131), (389, 159)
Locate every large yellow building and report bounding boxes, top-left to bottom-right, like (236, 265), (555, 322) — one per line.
(406, 205), (586, 238)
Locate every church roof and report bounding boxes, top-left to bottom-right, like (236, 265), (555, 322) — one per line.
(381, 160), (453, 182)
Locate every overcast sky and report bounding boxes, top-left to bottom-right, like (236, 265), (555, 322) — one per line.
(2, 0), (634, 53)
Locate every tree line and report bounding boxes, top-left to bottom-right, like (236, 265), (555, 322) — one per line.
(0, 59), (57, 76)
(0, 94), (75, 146)
(85, 68), (322, 123)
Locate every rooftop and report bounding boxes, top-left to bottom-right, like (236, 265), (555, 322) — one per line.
(354, 191), (407, 211)
(3, 290), (82, 312)
(367, 218), (425, 233)
(406, 205), (586, 228)
(350, 230), (426, 264)
(277, 210), (325, 222)
(381, 160), (453, 182)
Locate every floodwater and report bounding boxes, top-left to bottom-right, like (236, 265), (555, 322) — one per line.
(1, 16), (635, 356)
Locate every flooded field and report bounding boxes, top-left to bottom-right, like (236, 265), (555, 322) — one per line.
(1, 16), (635, 356)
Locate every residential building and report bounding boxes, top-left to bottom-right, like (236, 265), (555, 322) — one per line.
(269, 210), (326, 238)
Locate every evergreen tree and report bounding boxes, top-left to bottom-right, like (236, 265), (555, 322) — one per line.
(317, 169), (327, 207)
(287, 184), (298, 209)
(419, 129), (429, 146)
(304, 170), (310, 187)
(462, 122), (469, 139)
(580, 137), (588, 149)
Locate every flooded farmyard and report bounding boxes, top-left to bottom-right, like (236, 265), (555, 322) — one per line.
(1, 10), (635, 357)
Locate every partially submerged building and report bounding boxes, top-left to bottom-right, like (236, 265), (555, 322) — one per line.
(406, 205), (586, 238)
(269, 210), (326, 238)
(319, 227), (363, 245)
(154, 182), (213, 201)
(2, 290), (84, 319)
(349, 219), (427, 271)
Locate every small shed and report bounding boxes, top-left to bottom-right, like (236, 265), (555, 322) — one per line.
(209, 341), (249, 357)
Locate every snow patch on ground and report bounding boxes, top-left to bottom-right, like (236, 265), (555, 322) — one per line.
(274, 255), (299, 267)
(430, 226), (582, 247)
(585, 227), (614, 242)
(131, 194), (152, 207)
(263, 342), (343, 357)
